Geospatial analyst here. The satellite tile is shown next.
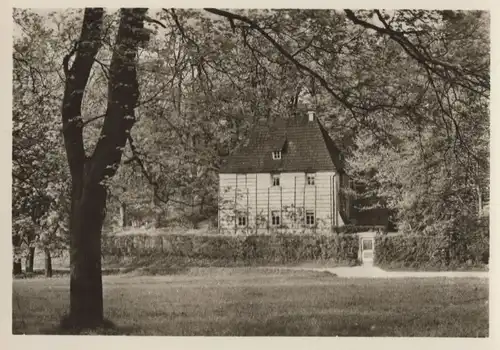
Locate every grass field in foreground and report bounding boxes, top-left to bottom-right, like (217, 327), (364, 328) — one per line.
(12, 267), (488, 336)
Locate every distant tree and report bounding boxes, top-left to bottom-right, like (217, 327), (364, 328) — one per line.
(12, 9), (70, 274)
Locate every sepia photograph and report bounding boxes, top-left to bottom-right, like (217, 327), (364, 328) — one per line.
(11, 6), (490, 337)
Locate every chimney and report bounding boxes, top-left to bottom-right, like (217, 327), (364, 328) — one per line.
(307, 110), (315, 122)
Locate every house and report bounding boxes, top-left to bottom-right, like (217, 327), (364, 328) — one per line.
(218, 111), (353, 235)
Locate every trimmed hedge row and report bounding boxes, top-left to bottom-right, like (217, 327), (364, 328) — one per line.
(102, 233), (360, 265)
(374, 229), (489, 270)
(333, 225), (386, 234)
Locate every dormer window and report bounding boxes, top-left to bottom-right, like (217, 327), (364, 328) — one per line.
(272, 151), (281, 160)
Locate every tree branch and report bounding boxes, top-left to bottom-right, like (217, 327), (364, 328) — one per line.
(61, 8), (104, 188)
(344, 9), (489, 94)
(89, 8), (148, 184)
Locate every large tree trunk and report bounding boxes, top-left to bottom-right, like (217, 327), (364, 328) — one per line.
(25, 246), (35, 273)
(60, 8), (148, 330)
(44, 248), (53, 278)
(68, 181), (107, 327)
(61, 8), (105, 329)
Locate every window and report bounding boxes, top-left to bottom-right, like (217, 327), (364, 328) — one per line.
(237, 215), (247, 227)
(271, 211), (281, 226)
(271, 174), (280, 187)
(306, 210), (315, 226)
(272, 151), (281, 160)
(306, 173), (315, 185)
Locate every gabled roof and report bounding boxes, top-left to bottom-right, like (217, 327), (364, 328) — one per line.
(220, 114), (344, 174)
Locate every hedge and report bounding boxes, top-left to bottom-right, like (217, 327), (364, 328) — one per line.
(102, 233), (360, 265)
(333, 225), (386, 234)
(374, 222), (489, 270)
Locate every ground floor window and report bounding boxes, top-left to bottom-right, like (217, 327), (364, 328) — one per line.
(271, 211), (281, 226)
(237, 215), (247, 227)
(306, 210), (315, 225)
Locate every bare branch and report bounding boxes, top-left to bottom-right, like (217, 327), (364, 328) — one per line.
(94, 58), (110, 79)
(82, 113), (106, 126)
(145, 15), (167, 28)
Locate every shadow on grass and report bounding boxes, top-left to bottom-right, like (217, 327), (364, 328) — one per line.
(12, 264), (191, 279)
(35, 317), (137, 335)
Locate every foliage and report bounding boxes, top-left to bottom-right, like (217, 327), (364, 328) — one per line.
(374, 217), (489, 269)
(333, 225), (386, 234)
(343, 11), (489, 235)
(102, 233), (360, 265)
(12, 9), (71, 258)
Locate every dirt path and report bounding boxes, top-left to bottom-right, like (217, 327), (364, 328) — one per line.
(291, 265), (489, 278)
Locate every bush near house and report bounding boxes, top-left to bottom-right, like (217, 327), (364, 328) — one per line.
(102, 233), (360, 266)
(374, 218), (489, 270)
(333, 225), (386, 234)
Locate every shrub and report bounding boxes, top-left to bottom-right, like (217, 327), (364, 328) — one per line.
(374, 219), (489, 270)
(102, 233), (360, 266)
(333, 225), (386, 234)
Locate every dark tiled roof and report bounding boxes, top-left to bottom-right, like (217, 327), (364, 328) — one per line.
(220, 114), (344, 174)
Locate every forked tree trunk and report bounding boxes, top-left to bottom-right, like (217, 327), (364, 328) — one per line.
(61, 8), (148, 330)
(44, 248), (53, 278)
(61, 8), (105, 329)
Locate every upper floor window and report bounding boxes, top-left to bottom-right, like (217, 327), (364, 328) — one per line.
(272, 151), (281, 160)
(306, 173), (315, 185)
(271, 174), (280, 187)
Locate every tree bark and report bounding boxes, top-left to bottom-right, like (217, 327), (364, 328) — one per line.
(60, 8), (148, 330)
(13, 259), (22, 275)
(12, 233), (22, 275)
(61, 8), (104, 329)
(477, 185), (483, 217)
(68, 181), (107, 327)
(119, 202), (128, 228)
(45, 248), (53, 278)
(25, 246), (35, 273)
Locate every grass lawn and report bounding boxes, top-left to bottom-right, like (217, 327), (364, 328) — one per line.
(12, 267), (488, 337)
